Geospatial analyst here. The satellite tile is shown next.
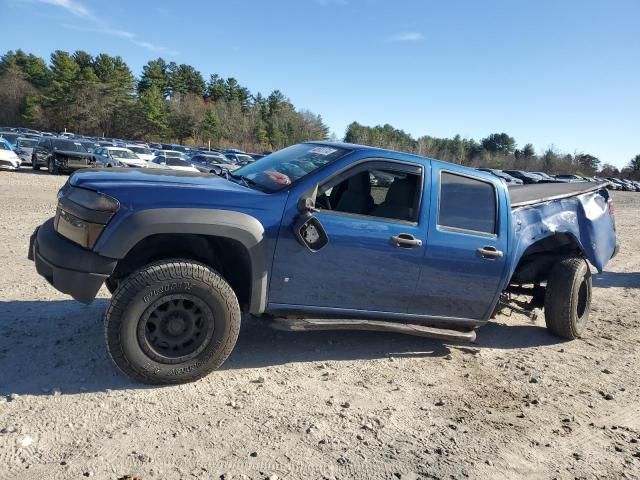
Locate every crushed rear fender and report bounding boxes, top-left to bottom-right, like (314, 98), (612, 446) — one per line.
(508, 188), (616, 282)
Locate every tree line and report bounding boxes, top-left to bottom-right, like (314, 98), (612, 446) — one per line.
(1, 49), (637, 178)
(0, 49), (329, 151)
(345, 122), (640, 179)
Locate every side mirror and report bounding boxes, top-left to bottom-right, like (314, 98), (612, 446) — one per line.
(293, 215), (329, 252)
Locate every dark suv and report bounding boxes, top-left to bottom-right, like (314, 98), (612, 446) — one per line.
(32, 138), (95, 174)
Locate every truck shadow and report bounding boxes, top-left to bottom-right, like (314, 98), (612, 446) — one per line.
(0, 300), (562, 396)
(593, 271), (640, 289)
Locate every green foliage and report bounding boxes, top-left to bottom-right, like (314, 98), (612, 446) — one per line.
(626, 154), (640, 180)
(1, 49), (328, 151)
(344, 123), (612, 177)
(138, 58), (169, 97)
(480, 133), (516, 154)
(574, 153), (600, 176)
(167, 62), (206, 97)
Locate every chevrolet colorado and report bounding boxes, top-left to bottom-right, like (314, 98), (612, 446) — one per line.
(29, 142), (618, 384)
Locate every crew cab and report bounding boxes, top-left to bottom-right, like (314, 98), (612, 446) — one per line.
(29, 142), (618, 384)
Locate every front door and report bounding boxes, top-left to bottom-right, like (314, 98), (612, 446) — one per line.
(269, 160), (428, 313)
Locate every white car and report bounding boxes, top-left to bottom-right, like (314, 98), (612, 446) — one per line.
(126, 145), (155, 162)
(94, 147), (148, 168)
(0, 140), (21, 170)
(148, 156), (199, 172)
(154, 150), (185, 159)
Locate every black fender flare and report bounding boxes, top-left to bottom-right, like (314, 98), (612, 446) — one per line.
(94, 208), (268, 314)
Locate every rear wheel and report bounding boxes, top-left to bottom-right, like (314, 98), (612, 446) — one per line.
(544, 257), (592, 339)
(104, 259), (241, 384)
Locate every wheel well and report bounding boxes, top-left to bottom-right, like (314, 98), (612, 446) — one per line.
(510, 233), (585, 285)
(110, 234), (252, 311)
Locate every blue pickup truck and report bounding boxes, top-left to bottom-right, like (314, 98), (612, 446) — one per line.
(29, 142), (618, 384)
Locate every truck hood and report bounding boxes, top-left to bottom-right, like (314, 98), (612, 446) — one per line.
(68, 167), (284, 216)
(70, 167), (249, 192)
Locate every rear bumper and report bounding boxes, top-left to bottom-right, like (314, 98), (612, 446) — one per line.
(28, 218), (117, 303)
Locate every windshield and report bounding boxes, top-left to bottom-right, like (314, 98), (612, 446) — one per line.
(110, 149), (139, 159)
(17, 139), (38, 148)
(53, 140), (88, 152)
(167, 158), (191, 167)
(200, 155), (231, 164)
(1, 133), (19, 144)
(129, 146), (153, 155)
(232, 144), (350, 192)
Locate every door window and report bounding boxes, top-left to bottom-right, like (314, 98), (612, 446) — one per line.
(438, 172), (497, 235)
(318, 164), (422, 222)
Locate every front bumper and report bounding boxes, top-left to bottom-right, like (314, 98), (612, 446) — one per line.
(0, 159), (20, 170)
(28, 218), (117, 303)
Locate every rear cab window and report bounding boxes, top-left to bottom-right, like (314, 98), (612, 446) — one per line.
(438, 171), (497, 235)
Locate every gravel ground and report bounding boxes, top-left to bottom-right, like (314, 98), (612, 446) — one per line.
(0, 169), (639, 480)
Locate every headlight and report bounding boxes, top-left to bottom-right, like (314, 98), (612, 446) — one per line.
(54, 186), (119, 248)
(65, 187), (119, 212)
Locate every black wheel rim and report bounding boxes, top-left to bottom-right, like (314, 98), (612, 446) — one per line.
(137, 294), (214, 364)
(576, 277), (589, 322)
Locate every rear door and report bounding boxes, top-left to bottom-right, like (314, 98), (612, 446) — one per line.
(410, 165), (509, 320)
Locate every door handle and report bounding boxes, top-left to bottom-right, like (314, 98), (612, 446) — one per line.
(477, 246), (503, 259)
(390, 233), (423, 248)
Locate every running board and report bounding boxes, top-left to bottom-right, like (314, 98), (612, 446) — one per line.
(269, 318), (476, 343)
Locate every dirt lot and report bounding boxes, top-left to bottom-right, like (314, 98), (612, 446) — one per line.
(0, 169), (639, 480)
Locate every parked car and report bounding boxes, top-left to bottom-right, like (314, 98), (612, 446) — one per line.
(224, 152), (255, 164)
(620, 179), (640, 192)
(77, 140), (100, 154)
(93, 147), (147, 168)
(154, 150), (185, 160)
(32, 137), (95, 174)
(0, 132), (19, 148)
(502, 170), (544, 184)
(29, 141), (617, 385)
(476, 168), (523, 186)
(148, 156), (199, 172)
(530, 171), (562, 183)
(0, 138), (21, 170)
(606, 177), (633, 191)
(15, 137), (39, 165)
(554, 174), (587, 183)
(189, 153), (240, 173)
(126, 145), (155, 162)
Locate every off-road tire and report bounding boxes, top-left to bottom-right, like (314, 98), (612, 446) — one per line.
(32, 156), (40, 170)
(544, 257), (592, 339)
(104, 259), (241, 384)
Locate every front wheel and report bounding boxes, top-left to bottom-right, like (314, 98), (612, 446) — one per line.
(544, 257), (592, 339)
(32, 155), (40, 170)
(104, 259), (241, 384)
(48, 158), (58, 175)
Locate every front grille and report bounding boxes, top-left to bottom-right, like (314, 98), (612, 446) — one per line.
(0, 159), (17, 167)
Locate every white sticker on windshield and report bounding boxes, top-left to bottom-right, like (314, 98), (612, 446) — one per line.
(74, 142), (82, 146)
(309, 146), (337, 156)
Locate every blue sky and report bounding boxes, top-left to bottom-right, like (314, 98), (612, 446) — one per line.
(3, 0), (639, 167)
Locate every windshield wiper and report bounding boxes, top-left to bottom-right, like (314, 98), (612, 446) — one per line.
(228, 172), (256, 188)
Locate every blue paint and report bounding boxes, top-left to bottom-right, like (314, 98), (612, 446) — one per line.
(70, 142), (617, 323)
